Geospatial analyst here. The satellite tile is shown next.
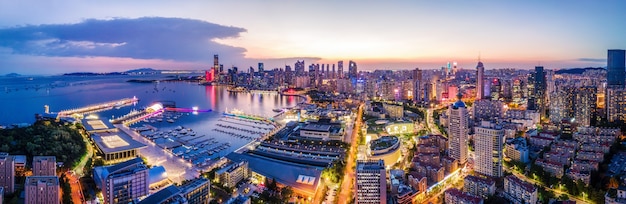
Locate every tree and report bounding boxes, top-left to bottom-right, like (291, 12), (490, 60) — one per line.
(281, 186), (294, 200)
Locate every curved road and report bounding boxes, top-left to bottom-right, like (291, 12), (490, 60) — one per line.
(426, 108), (441, 135)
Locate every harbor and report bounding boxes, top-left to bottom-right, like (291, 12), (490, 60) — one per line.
(127, 108), (281, 173)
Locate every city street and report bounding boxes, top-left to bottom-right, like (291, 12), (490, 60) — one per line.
(509, 171), (588, 203)
(337, 104), (363, 204)
(426, 108), (441, 135)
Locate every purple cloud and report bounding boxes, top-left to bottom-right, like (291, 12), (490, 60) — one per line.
(0, 17), (247, 62)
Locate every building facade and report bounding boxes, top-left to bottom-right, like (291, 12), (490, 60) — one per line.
(33, 156), (56, 176)
(0, 152), (14, 194)
(474, 121), (504, 177)
(24, 176), (59, 204)
(448, 93), (469, 165)
(216, 161), (250, 188)
(463, 175), (495, 198)
(94, 158), (149, 204)
(355, 160), (387, 204)
(504, 175), (537, 204)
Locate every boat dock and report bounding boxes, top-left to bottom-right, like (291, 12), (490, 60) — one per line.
(57, 97), (138, 118)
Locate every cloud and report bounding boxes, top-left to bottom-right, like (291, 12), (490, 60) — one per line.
(577, 58), (606, 62)
(0, 17), (247, 62)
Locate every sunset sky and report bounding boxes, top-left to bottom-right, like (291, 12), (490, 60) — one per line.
(0, 0), (625, 75)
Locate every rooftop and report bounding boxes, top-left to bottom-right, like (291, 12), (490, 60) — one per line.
(505, 175), (536, 193)
(464, 175), (495, 186)
(445, 188), (483, 204)
(25, 176), (59, 186)
(226, 152), (322, 196)
(301, 124), (332, 132)
(137, 185), (180, 204)
(91, 131), (146, 154)
(82, 118), (115, 132)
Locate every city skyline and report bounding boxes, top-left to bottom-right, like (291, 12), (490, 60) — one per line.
(0, 0), (625, 75)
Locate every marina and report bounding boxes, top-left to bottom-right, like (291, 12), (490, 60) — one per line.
(131, 109), (280, 171)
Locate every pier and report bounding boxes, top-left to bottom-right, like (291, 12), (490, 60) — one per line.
(57, 97), (138, 118)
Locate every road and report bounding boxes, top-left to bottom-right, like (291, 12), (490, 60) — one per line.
(73, 130), (93, 176)
(66, 172), (85, 204)
(337, 104), (364, 204)
(426, 108), (441, 135)
(509, 171), (588, 203)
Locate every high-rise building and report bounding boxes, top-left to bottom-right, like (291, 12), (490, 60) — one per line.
(575, 86), (597, 127)
(476, 61), (485, 100)
(473, 100), (503, 123)
(33, 156), (56, 176)
(349, 60), (358, 80)
(295, 60), (305, 76)
(308, 65), (316, 88)
(550, 86), (597, 126)
(285, 65), (293, 85)
(258, 63), (264, 75)
(607, 49), (626, 88)
(0, 152), (14, 194)
(93, 158), (149, 204)
(607, 88), (626, 123)
(315, 64), (321, 87)
(355, 160), (386, 204)
(490, 78), (501, 101)
(213, 55), (219, 79)
(474, 121), (504, 177)
(448, 92), (469, 164)
(24, 176), (59, 204)
(413, 68), (423, 103)
(332, 64), (336, 79)
(528, 66), (547, 116)
(338, 61), (344, 79)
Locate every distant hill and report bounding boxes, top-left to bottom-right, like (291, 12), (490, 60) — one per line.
(125, 68), (161, 74)
(4, 73), (21, 77)
(63, 72), (126, 76)
(555, 67), (604, 74)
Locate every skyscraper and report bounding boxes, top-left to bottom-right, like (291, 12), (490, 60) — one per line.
(213, 55), (219, 79)
(332, 64), (336, 79)
(474, 121), (504, 177)
(355, 160), (387, 204)
(258, 62), (264, 74)
(413, 68), (423, 103)
(607, 49), (626, 88)
(338, 61), (344, 79)
(476, 61), (485, 100)
(528, 66), (547, 116)
(295, 60), (305, 77)
(308, 64), (316, 87)
(448, 92), (469, 164)
(349, 60), (358, 80)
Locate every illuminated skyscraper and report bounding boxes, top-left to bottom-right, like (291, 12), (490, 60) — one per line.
(528, 66), (547, 117)
(213, 54), (219, 80)
(413, 68), (423, 103)
(258, 63), (264, 74)
(349, 60), (358, 80)
(448, 92), (469, 164)
(332, 64), (336, 79)
(475, 121), (504, 177)
(476, 60), (485, 100)
(295, 60), (305, 76)
(338, 61), (344, 79)
(607, 49), (625, 88)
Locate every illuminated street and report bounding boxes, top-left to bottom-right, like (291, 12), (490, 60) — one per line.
(337, 103), (363, 203)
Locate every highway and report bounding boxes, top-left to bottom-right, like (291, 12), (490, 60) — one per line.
(337, 103), (363, 204)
